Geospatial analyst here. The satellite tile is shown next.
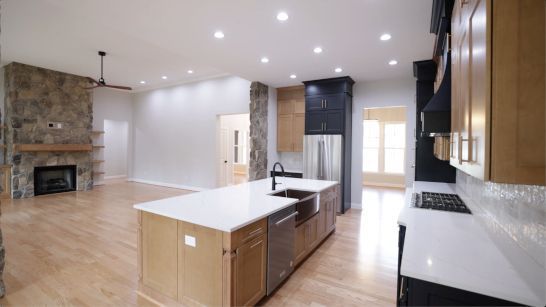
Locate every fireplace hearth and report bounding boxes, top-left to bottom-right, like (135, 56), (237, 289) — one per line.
(34, 165), (77, 196)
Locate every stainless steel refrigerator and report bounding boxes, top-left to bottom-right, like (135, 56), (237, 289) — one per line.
(303, 135), (344, 213)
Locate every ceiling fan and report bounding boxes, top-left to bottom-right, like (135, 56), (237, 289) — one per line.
(85, 51), (132, 91)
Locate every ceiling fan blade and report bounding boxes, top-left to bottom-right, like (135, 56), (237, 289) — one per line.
(104, 84), (133, 91)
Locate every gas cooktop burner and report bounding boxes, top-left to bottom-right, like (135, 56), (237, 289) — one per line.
(411, 192), (471, 214)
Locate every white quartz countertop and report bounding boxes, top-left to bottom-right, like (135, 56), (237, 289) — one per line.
(399, 181), (546, 306)
(134, 177), (337, 232)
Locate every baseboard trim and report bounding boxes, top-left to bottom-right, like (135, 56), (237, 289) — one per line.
(363, 181), (406, 189)
(350, 202), (363, 210)
(128, 178), (207, 192)
(104, 175), (127, 180)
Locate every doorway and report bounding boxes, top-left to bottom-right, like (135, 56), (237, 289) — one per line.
(217, 113), (250, 187)
(103, 119), (129, 180)
(362, 107), (407, 189)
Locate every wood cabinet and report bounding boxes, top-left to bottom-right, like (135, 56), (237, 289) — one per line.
(277, 86), (305, 152)
(294, 184), (339, 266)
(450, 0), (545, 185)
(303, 94), (350, 135)
(138, 213), (267, 306)
(234, 234), (267, 306)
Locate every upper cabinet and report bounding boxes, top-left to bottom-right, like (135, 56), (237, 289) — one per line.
(277, 86), (305, 152)
(303, 77), (354, 135)
(450, 0), (545, 185)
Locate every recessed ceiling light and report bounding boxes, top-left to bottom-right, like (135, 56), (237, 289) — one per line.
(277, 12), (289, 22)
(261, 57), (270, 63)
(389, 60), (398, 66)
(214, 31), (225, 39)
(313, 47), (323, 54)
(187, 70), (194, 74)
(380, 33), (392, 41)
(139, 80), (146, 84)
(161, 76), (168, 80)
(290, 74), (297, 79)
(334, 67), (343, 73)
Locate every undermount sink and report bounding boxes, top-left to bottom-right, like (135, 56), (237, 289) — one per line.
(270, 189), (318, 226)
(270, 189), (315, 200)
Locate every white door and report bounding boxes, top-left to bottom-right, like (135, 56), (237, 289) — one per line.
(219, 128), (233, 186)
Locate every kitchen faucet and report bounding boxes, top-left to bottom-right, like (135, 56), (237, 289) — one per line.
(271, 162), (285, 190)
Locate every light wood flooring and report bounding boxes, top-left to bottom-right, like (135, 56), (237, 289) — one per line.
(0, 183), (404, 306)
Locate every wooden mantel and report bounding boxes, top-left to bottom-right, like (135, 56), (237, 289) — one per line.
(13, 144), (93, 152)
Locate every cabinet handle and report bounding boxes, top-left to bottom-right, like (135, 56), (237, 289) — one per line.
(458, 137), (472, 163)
(399, 276), (406, 299)
(324, 100), (327, 109)
(247, 227), (262, 238)
(321, 100), (324, 109)
(324, 122), (327, 131)
(250, 240), (263, 249)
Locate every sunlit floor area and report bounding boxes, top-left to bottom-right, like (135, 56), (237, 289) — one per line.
(0, 183), (405, 306)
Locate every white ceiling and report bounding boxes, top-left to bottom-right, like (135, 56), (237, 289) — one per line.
(2, 0), (435, 90)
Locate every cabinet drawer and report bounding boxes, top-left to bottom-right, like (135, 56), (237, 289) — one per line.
(305, 96), (324, 111)
(231, 218), (267, 249)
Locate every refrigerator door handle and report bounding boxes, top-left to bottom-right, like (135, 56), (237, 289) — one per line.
(318, 139), (323, 179)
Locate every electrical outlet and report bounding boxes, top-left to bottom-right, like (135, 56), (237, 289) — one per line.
(184, 235), (196, 247)
(47, 122), (63, 129)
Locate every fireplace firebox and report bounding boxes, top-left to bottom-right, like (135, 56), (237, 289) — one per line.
(34, 165), (77, 196)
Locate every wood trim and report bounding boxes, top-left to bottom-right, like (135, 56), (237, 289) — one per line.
(92, 145), (105, 149)
(14, 144), (92, 152)
(91, 131), (105, 134)
(0, 165), (11, 199)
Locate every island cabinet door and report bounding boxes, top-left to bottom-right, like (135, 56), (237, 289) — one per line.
(234, 234), (267, 307)
(294, 223), (307, 266)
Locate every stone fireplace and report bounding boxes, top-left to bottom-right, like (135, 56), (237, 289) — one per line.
(4, 62), (93, 198)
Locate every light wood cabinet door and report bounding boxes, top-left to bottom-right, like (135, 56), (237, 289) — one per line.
(294, 99), (305, 114)
(326, 197), (336, 233)
(277, 114), (294, 152)
(490, 0), (545, 185)
(278, 100), (294, 115)
(307, 215), (319, 249)
(235, 234), (267, 307)
(317, 199), (327, 240)
(141, 212), (178, 299)
(450, 0), (490, 181)
(293, 113), (305, 152)
(294, 223), (307, 265)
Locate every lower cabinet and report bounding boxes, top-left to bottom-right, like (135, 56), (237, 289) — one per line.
(234, 234), (267, 307)
(400, 276), (519, 306)
(138, 213), (268, 306)
(294, 184), (339, 266)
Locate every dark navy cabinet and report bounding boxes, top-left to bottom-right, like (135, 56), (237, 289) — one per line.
(303, 77), (354, 213)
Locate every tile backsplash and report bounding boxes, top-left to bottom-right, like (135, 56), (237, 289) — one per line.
(278, 152), (303, 172)
(456, 170), (546, 268)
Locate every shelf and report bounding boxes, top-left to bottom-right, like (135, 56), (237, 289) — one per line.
(92, 145), (105, 149)
(93, 171), (105, 175)
(92, 160), (105, 163)
(14, 144), (93, 152)
(91, 131), (105, 135)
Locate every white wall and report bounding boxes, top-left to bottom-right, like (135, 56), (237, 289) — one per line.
(131, 76), (251, 190)
(351, 78), (416, 208)
(104, 119), (129, 178)
(92, 88), (133, 179)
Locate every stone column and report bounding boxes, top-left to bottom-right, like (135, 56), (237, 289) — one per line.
(249, 82), (268, 181)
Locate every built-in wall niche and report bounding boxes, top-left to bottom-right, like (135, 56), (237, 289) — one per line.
(34, 165), (77, 196)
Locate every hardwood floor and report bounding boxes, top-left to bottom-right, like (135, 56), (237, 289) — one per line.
(0, 182), (404, 306)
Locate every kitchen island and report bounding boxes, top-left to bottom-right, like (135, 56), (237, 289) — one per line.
(134, 177), (339, 306)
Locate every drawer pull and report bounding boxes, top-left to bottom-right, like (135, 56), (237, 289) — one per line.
(250, 240), (263, 249)
(247, 227), (262, 237)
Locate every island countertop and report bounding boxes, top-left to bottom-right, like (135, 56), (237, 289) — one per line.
(133, 177), (338, 232)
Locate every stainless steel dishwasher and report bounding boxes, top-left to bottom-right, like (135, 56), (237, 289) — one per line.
(267, 205), (297, 295)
